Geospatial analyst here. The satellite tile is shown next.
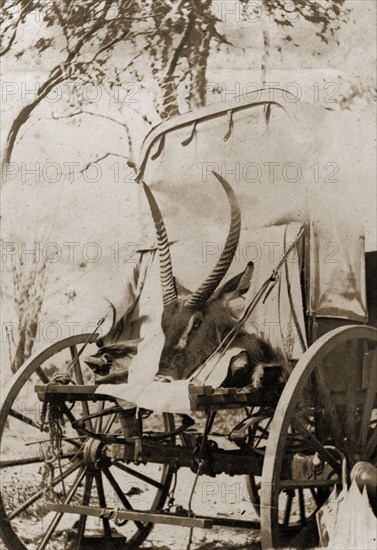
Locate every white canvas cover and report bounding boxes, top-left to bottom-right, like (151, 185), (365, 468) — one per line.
(137, 89), (367, 323)
(317, 481), (376, 549)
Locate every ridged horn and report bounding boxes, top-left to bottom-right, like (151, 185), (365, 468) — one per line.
(185, 172), (241, 309)
(143, 182), (178, 306)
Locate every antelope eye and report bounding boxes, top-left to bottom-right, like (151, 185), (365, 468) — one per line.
(193, 318), (202, 329)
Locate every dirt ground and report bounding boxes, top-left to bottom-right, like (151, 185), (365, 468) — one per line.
(139, 470), (262, 550)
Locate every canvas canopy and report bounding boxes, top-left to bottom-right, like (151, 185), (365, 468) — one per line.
(316, 481), (376, 549)
(136, 88), (367, 324)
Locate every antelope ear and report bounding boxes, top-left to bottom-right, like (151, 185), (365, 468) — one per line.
(216, 262), (254, 304)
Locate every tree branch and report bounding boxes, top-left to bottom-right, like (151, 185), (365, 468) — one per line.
(77, 27), (131, 69)
(159, 0), (186, 27)
(52, 108), (126, 128)
(52, 109), (134, 159)
(80, 152), (130, 174)
(51, 0), (70, 50)
(1, 0), (118, 166)
(37, 0), (114, 97)
(261, 0), (271, 86)
(0, 0), (33, 57)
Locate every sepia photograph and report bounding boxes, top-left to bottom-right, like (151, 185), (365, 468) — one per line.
(0, 1), (376, 548)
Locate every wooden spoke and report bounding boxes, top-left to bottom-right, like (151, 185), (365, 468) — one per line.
(94, 401), (105, 433)
(254, 417), (273, 447)
(70, 345), (82, 380)
(103, 411), (117, 434)
(94, 472), (112, 539)
(0, 453), (77, 468)
(37, 467), (87, 550)
(365, 426), (377, 460)
(345, 341), (359, 457)
(298, 489), (306, 524)
(313, 364), (345, 450)
(103, 467), (144, 530)
(8, 460), (83, 521)
(71, 472), (94, 549)
(283, 491), (293, 527)
(113, 462), (165, 490)
(292, 415), (341, 474)
(61, 436), (86, 450)
(360, 348), (377, 452)
(8, 408), (43, 430)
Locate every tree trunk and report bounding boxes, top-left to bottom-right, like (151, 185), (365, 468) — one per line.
(1, 72), (64, 175)
(187, 24), (211, 110)
(186, 0), (212, 110)
(2, 101), (39, 168)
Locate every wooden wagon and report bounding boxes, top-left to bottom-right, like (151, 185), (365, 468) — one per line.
(1, 89), (376, 549)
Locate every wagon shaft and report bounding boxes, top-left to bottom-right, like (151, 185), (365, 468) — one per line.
(45, 503), (263, 532)
(45, 503), (216, 529)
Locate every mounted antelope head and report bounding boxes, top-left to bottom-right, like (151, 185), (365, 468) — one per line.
(86, 172), (285, 390)
(144, 172), (285, 385)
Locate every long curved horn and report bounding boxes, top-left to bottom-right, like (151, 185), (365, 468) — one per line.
(143, 182), (178, 306)
(185, 172), (241, 309)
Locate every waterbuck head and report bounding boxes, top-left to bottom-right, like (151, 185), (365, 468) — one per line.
(144, 172), (254, 381)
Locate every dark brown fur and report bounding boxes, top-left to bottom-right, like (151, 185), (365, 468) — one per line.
(156, 269), (286, 387)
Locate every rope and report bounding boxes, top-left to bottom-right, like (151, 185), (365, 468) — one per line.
(283, 225), (307, 353)
(166, 469), (178, 511)
(186, 527), (194, 550)
(39, 372), (75, 498)
(40, 372), (74, 451)
(185, 458), (204, 550)
(38, 312), (108, 491)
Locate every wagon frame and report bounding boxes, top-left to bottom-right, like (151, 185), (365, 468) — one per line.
(1, 91), (376, 550)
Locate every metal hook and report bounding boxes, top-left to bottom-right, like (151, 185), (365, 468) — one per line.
(151, 133), (166, 160)
(181, 121), (198, 146)
(224, 109), (234, 142)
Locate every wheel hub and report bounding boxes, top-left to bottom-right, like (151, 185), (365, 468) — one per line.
(83, 438), (105, 467)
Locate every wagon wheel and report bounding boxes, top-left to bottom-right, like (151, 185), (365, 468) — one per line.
(0, 333), (175, 550)
(260, 325), (377, 549)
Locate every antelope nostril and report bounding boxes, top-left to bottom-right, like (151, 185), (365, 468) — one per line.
(96, 338), (104, 348)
